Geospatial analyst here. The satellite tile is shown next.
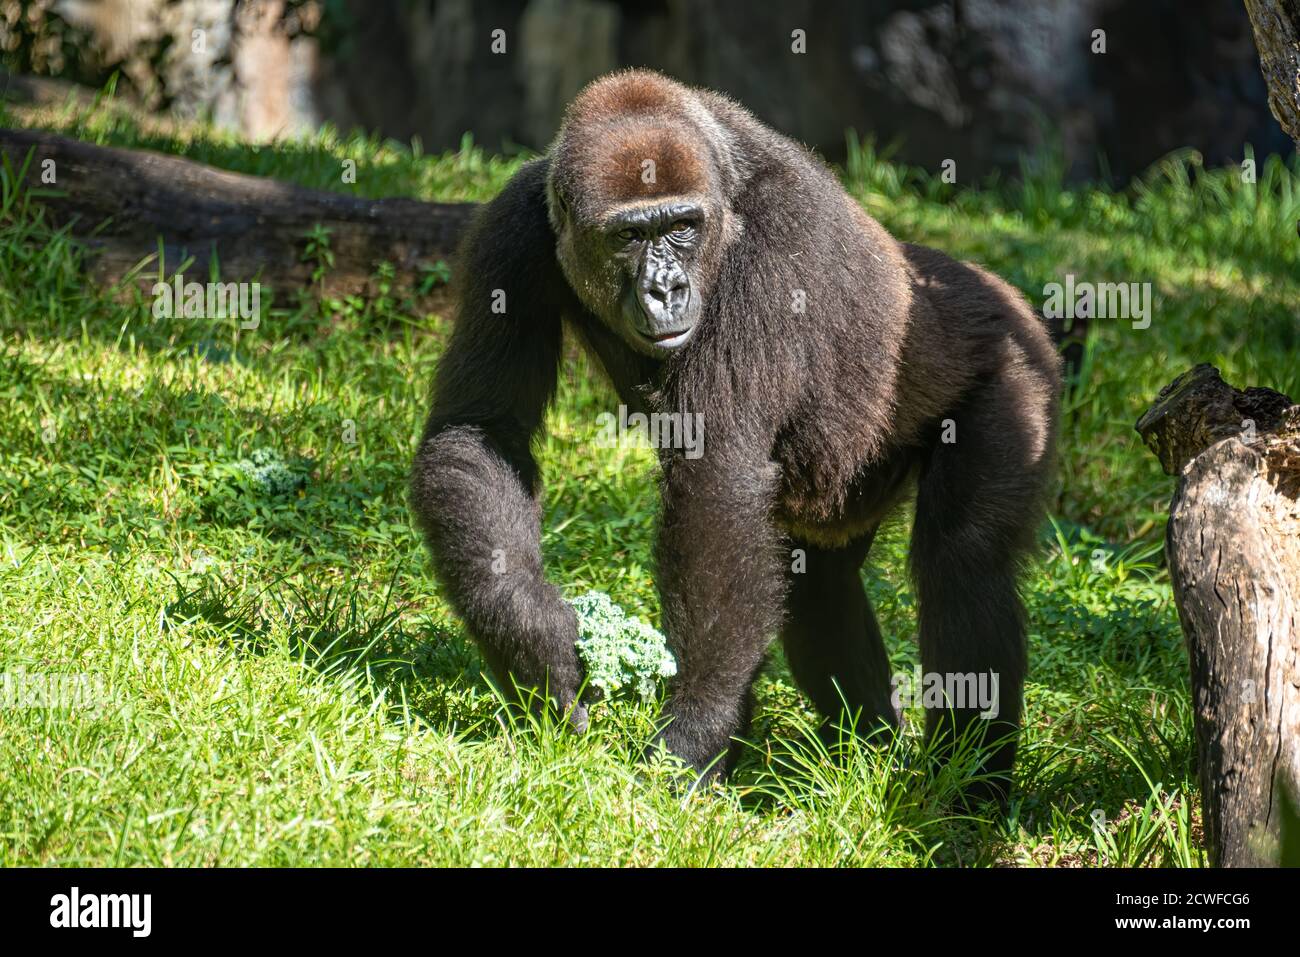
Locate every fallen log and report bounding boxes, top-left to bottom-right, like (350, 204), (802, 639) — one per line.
(1136, 364), (1300, 867)
(0, 119), (1166, 367)
(0, 127), (479, 299)
(0, 70), (101, 109)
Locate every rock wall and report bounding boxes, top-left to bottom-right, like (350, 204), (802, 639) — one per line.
(4, 0), (1292, 180)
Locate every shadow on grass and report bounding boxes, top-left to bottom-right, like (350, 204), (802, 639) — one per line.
(163, 570), (500, 739)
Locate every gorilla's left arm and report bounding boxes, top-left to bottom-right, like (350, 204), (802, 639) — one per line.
(646, 187), (818, 772)
(653, 433), (787, 772)
(646, 158), (908, 774)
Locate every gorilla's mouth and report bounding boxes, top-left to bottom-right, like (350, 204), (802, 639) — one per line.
(641, 326), (694, 349)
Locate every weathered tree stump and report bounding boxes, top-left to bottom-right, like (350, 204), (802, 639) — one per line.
(1137, 364), (1300, 867)
(0, 128), (478, 300)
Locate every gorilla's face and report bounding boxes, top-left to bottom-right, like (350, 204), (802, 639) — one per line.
(603, 200), (704, 351)
(553, 193), (713, 357)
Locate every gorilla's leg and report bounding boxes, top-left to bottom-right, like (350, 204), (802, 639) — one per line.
(781, 533), (898, 748)
(910, 371), (1052, 804)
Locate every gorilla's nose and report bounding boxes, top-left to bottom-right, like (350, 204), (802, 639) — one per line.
(648, 276), (688, 306)
(642, 274), (690, 325)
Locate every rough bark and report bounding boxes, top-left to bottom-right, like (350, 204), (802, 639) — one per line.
(0, 127), (478, 299)
(1137, 364), (1300, 867)
(1244, 0), (1300, 149)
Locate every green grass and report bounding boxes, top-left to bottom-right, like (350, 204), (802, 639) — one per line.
(1, 88), (1296, 866)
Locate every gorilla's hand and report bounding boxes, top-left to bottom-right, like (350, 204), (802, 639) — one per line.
(501, 580), (588, 732)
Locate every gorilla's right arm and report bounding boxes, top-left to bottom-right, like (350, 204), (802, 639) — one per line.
(409, 160), (586, 725)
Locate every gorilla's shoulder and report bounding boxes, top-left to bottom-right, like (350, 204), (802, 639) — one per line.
(457, 159), (572, 300)
(473, 158), (553, 238)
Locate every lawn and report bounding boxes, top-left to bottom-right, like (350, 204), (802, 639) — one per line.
(1, 90), (1296, 866)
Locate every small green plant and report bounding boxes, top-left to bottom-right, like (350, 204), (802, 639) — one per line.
(301, 224), (335, 287)
(234, 447), (307, 497)
(416, 259), (453, 296)
(570, 590), (675, 702)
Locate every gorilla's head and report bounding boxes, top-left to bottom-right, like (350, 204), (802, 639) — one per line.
(546, 71), (743, 356)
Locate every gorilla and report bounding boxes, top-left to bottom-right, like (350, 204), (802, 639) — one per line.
(411, 70), (1060, 799)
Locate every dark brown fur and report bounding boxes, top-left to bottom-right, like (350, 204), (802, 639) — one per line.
(411, 70), (1061, 799)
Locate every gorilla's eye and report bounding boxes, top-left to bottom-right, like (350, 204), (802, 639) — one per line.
(669, 220), (695, 234)
(616, 227), (640, 243)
